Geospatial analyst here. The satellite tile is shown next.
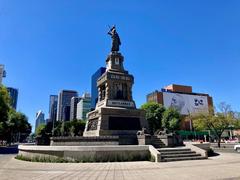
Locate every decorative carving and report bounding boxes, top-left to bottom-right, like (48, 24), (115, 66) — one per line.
(88, 111), (99, 119)
(87, 119), (98, 131)
(137, 127), (149, 136)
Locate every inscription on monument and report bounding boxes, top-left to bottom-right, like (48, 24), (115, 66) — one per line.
(107, 100), (135, 108)
(109, 74), (131, 81)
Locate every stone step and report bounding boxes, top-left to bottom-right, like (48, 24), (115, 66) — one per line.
(152, 142), (165, 145)
(153, 143), (165, 145)
(152, 138), (164, 141)
(157, 148), (191, 152)
(159, 150), (196, 155)
(152, 138), (164, 140)
(152, 140), (163, 143)
(154, 145), (165, 148)
(152, 143), (165, 146)
(161, 153), (201, 158)
(162, 156), (207, 162)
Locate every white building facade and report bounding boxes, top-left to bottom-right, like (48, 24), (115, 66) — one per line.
(0, 64), (6, 85)
(76, 93), (91, 120)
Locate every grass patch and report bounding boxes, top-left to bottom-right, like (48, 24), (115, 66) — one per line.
(15, 155), (70, 163)
(15, 151), (152, 163)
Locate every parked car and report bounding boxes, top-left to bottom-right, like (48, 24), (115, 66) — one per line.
(234, 144), (240, 152)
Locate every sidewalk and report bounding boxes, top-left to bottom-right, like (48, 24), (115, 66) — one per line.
(0, 153), (240, 180)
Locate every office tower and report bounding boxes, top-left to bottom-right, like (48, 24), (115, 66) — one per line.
(70, 97), (81, 120)
(63, 106), (70, 121)
(35, 110), (45, 133)
(77, 93), (91, 120)
(91, 67), (106, 109)
(0, 64), (6, 85)
(7, 87), (18, 110)
(56, 90), (78, 121)
(49, 95), (58, 123)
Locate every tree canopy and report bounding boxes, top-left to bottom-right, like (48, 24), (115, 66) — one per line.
(162, 107), (181, 132)
(141, 102), (166, 134)
(141, 102), (181, 134)
(192, 102), (238, 147)
(0, 85), (31, 144)
(0, 86), (10, 138)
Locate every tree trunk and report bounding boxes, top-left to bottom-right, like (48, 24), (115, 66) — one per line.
(217, 138), (221, 148)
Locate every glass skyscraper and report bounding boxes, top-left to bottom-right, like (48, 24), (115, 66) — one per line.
(7, 87), (18, 110)
(91, 67), (106, 109)
(49, 95), (58, 122)
(56, 90), (78, 121)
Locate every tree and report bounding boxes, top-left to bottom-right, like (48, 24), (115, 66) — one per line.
(70, 119), (86, 136)
(27, 133), (36, 143)
(0, 86), (10, 141)
(162, 108), (181, 132)
(8, 110), (31, 143)
(53, 121), (62, 137)
(0, 86), (10, 122)
(36, 124), (46, 136)
(35, 124), (50, 145)
(192, 103), (237, 148)
(141, 102), (166, 134)
(61, 121), (72, 136)
(0, 85), (31, 144)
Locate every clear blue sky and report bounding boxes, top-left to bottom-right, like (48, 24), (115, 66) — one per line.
(1, 0), (240, 131)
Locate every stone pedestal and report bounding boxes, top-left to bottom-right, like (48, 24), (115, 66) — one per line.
(83, 107), (147, 137)
(83, 52), (148, 140)
(137, 134), (152, 145)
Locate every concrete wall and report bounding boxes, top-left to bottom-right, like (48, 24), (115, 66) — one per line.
(184, 142), (209, 157)
(18, 145), (151, 162)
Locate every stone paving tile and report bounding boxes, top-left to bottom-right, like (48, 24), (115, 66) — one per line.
(1, 153), (240, 180)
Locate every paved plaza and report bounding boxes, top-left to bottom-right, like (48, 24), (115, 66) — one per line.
(0, 152), (240, 180)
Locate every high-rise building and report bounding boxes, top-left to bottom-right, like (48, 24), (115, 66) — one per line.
(49, 95), (58, 123)
(56, 90), (78, 121)
(91, 67), (106, 109)
(35, 110), (45, 133)
(70, 97), (81, 120)
(77, 93), (91, 120)
(7, 87), (18, 110)
(0, 64), (6, 85)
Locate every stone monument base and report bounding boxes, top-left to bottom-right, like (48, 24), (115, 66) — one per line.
(50, 135), (138, 146)
(83, 107), (147, 137)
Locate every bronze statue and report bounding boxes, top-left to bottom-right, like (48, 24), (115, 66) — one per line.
(108, 26), (121, 52)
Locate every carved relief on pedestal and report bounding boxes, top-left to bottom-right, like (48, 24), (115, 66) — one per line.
(87, 118), (98, 131)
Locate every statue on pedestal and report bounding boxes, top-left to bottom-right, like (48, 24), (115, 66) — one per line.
(108, 26), (121, 52)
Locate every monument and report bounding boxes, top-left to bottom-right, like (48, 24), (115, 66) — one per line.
(83, 26), (148, 138)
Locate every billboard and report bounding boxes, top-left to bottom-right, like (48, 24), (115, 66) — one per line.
(163, 92), (209, 115)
